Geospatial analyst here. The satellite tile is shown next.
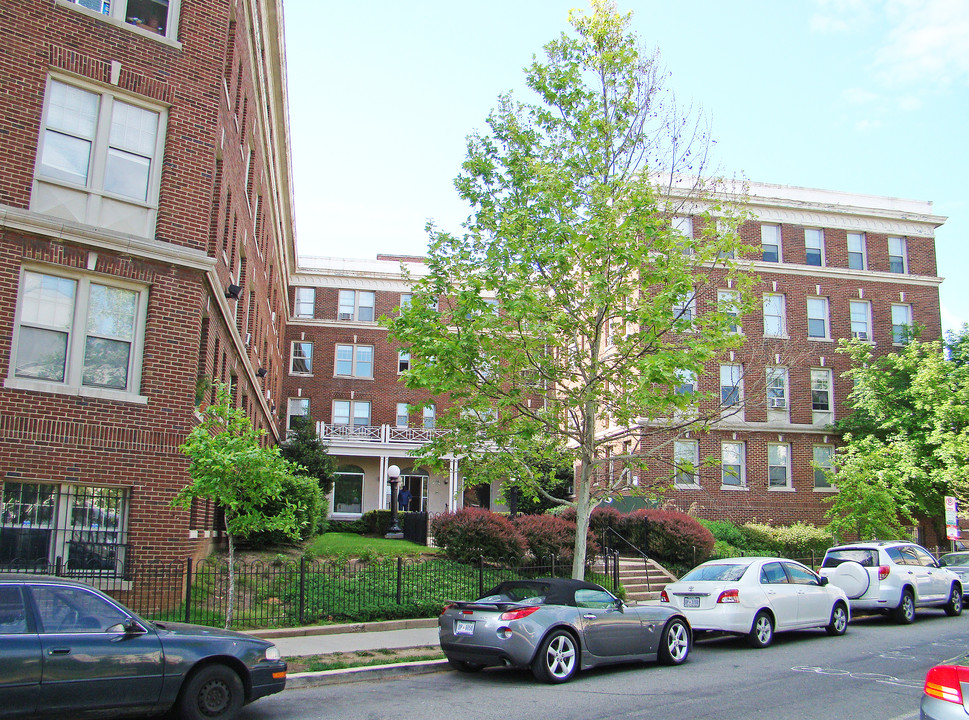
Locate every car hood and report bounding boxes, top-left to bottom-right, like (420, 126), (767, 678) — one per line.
(150, 620), (271, 645)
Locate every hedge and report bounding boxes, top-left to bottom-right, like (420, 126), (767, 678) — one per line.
(431, 508), (528, 563)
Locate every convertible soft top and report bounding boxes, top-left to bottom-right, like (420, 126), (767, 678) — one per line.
(478, 577), (609, 607)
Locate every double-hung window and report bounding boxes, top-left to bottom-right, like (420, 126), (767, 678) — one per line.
(718, 290), (741, 333)
(64, 0), (181, 39)
(766, 367), (788, 411)
(891, 304), (913, 344)
(720, 364), (743, 407)
(673, 291), (696, 329)
(290, 341), (313, 375)
(423, 404), (436, 429)
(847, 232), (867, 270)
(333, 400), (371, 427)
(761, 224), (781, 262)
(36, 79), (165, 235)
(286, 398), (310, 430)
(849, 300), (872, 341)
(396, 403), (409, 428)
(674, 440), (699, 487)
(805, 229), (824, 266)
(334, 344), (373, 378)
(294, 287), (315, 318)
(672, 216), (693, 254)
(813, 445), (835, 489)
(337, 290), (375, 321)
(398, 350), (411, 374)
(675, 368), (697, 396)
(888, 237), (908, 274)
(11, 268), (147, 399)
(721, 442), (746, 487)
(768, 443), (791, 488)
(807, 297), (829, 339)
(763, 294), (786, 337)
(811, 368), (833, 424)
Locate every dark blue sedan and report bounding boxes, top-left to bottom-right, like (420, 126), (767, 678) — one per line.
(0, 574), (286, 719)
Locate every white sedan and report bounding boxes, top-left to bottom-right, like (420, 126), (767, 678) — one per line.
(660, 557), (850, 648)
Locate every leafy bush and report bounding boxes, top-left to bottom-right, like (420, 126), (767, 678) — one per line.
(637, 509), (715, 565)
(512, 514), (598, 559)
(431, 509), (527, 563)
(361, 510), (393, 535)
(246, 473), (323, 547)
(558, 505), (624, 541)
(740, 522), (833, 558)
(739, 523), (781, 555)
(711, 539), (743, 558)
(698, 519), (749, 550)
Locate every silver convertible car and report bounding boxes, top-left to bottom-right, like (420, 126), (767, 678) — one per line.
(438, 577), (692, 683)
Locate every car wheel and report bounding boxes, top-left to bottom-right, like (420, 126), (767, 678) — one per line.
(531, 629), (578, 684)
(747, 611), (774, 649)
(826, 602), (848, 636)
(448, 658), (484, 673)
(892, 589), (916, 624)
(178, 664), (244, 720)
(658, 618), (690, 665)
(944, 585), (963, 617)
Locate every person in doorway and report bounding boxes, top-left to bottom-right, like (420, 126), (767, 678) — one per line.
(397, 487), (412, 512)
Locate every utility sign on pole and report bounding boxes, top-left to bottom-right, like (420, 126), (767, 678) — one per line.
(945, 495), (960, 540)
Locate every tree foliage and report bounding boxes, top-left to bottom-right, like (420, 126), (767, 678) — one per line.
(388, 1), (756, 578)
(280, 415), (336, 496)
(173, 382), (303, 627)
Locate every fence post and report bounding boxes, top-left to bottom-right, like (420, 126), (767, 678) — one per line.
(396, 557), (404, 605)
(811, 549), (816, 569)
(551, 555), (556, 577)
(299, 556), (306, 626)
(478, 556), (485, 598)
(184, 557), (193, 624)
(612, 551), (619, 591)
(693, 545), (696, 567)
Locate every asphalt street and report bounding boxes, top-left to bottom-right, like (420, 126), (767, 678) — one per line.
(239, 610), (969, 720)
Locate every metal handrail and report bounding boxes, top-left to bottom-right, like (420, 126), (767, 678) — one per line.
(603, 526), (651, 592)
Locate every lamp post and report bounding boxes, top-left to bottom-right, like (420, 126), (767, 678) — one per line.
(385, 464), (403, 539)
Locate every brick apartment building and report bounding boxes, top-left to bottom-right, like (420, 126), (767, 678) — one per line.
(0, 0), (294, 574)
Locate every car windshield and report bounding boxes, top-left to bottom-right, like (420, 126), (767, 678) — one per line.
(681, 563), (749, 582)
(940, 553), (969, 567)
(821, 549), (878, 568)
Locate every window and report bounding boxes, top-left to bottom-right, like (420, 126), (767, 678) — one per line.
(334, 344), (373, 378)
(718, 289), (741, 333)
(761, 224), (781, 262)
(891, 304), (912, 344)
(1, 482), (129, 576)
(398, 350), (411, 374)
(672, 291), (696, 330)
(399, 293), (412, 310)
(811, 369), (833, 421)
(674, 440), (699, 487)
(289, 342), (313, 374)
(64, 0), (181, 39)
(672, 216), (693, 254)
(333, 400), (371, 426)
(0, 586), (27, 633)
(813, 445), (834, 489)
(763, 294), (786, 337)
(38, 79), (164, 207)
(721, 442), (745, 487)
(805, 229), (824, 266)
(337, 290), (375, 321)
(849, 300), (872, 341)
(720, 364), (742, 407)
(768, 443), (791, 488)
(675, 368), (696, 395)
(766, 367), (788, 410)
(888, 237), (907, 274)
(333, 465), (364, 514)
(847, 232), (867, 270)
(806, 297), (829, 339)
(11, 269), (147, 398)
(286, 398), (309, 430)
(423, 404), (436, 429)
(294, 287), (315, 318)
(396, 403), (409, 427)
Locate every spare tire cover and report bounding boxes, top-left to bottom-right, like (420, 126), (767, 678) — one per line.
(831, 561), (871, 599)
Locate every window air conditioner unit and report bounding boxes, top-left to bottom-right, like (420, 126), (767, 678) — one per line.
(768, 397), (787, 409)
(852, 331), (869, 341)
(338, 312), (353, 320)
(244, 332), (252, 347)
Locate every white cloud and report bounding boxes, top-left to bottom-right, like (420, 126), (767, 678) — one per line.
(897, 95), (923, 110)
(842, 87), (880, 105)
(874, 0), (969, 89)
(810, 0), (878, 33)
(854, 119), (883, 131)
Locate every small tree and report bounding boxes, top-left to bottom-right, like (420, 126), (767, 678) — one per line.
(173, 383), (303, 628)
(280, 415), (336, 498)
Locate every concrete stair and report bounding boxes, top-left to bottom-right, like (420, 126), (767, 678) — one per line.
(594, 555), (678, 603)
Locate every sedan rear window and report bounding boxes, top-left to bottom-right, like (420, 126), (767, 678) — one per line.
(821, 549), (878, 568)
(681, 563), (749, 582)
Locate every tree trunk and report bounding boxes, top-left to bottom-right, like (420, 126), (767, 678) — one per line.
(571, 458), (595, 579)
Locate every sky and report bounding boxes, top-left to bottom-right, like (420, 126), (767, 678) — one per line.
(283, 0), (968, 332)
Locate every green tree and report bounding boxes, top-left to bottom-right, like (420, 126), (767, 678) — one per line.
(388, 1), (756, 578)
(827, 329), (969, 538)
(280, 415), (336, 497)
(173, 382), (303, 627)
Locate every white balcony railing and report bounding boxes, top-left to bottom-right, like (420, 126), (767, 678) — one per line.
(316, 422), (444, 445)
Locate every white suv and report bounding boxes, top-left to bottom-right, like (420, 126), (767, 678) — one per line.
(818, 541), (963, 623)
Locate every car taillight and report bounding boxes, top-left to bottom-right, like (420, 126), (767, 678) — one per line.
(924, 665), (969, 704)
(717, 589), (740, 603)
(659, 590), (670, 603)
(878, 565), (890, 581)
(499, 605), (541, 621)
(441, 603), (456, 614)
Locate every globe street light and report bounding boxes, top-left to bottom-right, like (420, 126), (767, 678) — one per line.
(385, 464), (403, 539)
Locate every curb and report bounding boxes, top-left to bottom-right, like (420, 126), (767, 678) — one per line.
(286, 659), (451, 688)
(249, 617), (438, 640)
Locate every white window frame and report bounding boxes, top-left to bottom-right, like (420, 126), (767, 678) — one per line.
(7, 266), (149, 403)
(766, 367), (788, 411)
(768, 443), (791, 489)
(333, 400), (371, 427)
(673, 291), (696, 330)
(337, 290), (376, 322)
(333, 465), (364, 515)
(811, 368), (834, 423)
(763, 293), (786, 337)
(396, 402), (409, 428)
(334, 344), (373, 378)
(398, 350), (411, 374)
(286, 397), (310, 430)
(806, 297), (830, 339)
(888, 236), (908, 274)
(672, 216), (693, 254)
(718, 289), (741, 334)
(675, 368), (697, 396)
(849, 300), (872, 341)
(721, 441), (746, 488)
(720, 363), (743, 407)
(847, 232), (867, 270)
(813, 445), (835, 490)
(761, 224), (781, 262)
(399, 293), (412, 310)
(62, 0), (182, 41)
(673, 440), (700, 488)
(289, 341), (313, 375)
(891, 303), (913, 344)
(294, 287), (315, 319)
(805, 228), (824, 266)
(423, 404), (436, 429)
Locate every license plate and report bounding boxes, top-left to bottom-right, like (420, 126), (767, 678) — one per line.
(683, 596), (700, 608)
(455, 620), (475, 636)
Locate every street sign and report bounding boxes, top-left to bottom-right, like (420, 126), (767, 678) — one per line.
(945, 496), (961, 540)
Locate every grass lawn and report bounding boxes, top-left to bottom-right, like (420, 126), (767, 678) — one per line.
(306, 532), (440, 559)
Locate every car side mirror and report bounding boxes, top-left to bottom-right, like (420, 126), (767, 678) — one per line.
(123, 618), (147, 635)
(818, 576), (829, 586)
(614, 598), (625, 612)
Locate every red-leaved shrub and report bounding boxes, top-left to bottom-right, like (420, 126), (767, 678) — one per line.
(431, 508), (527, 563)
(512, 514), (598, 560)
(635, 508), (715, 564)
